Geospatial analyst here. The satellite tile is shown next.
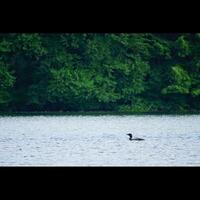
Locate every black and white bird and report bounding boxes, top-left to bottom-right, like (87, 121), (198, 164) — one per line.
(127, 133), (144, 141)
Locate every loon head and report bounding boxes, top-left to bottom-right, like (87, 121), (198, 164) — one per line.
(127, 133), (133, 140)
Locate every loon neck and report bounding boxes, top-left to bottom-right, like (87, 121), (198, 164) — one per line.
(127, 133), (133, 140)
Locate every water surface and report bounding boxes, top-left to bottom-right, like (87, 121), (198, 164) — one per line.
(0, 115), (200, 166)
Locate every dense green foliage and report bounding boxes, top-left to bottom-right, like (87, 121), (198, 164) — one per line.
(0, 33), (200, 112)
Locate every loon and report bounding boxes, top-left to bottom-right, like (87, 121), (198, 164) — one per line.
(127, 133), (144, 141)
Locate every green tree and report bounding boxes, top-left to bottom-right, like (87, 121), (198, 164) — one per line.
(0, 61), (15, 108)
(0, 33), (200, 113)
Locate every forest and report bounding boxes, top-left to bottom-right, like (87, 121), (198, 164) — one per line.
(0, 33), (200, 113)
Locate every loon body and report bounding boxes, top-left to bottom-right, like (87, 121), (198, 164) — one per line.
(127, 133), (144, 141)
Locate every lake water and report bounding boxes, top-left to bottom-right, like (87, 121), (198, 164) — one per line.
(0, 115), (200, 166)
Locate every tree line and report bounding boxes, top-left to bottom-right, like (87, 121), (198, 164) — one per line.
(0, 33), (200, 112)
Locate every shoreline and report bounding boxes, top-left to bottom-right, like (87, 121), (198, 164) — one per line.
(0, 111), (200, 116)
